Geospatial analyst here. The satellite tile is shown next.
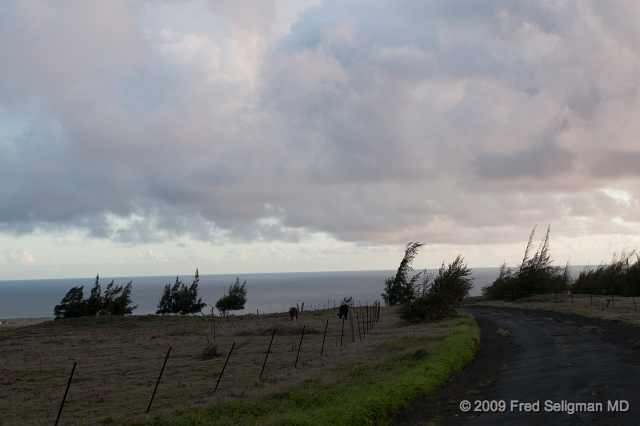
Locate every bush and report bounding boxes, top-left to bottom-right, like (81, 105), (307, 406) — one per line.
(215, 277), (247, 316)
(398, 293), (456, 323)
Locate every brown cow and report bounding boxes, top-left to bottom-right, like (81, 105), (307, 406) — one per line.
(289, 306), (299, 321)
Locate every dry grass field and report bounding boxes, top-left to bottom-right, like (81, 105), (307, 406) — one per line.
(0, 306), (478, 425)
(470, 294), (640, 326)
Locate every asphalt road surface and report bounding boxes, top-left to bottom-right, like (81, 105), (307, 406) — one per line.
(451, 306), (640, 425)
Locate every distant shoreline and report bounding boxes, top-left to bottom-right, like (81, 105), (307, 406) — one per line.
(0, 317), (54, 327)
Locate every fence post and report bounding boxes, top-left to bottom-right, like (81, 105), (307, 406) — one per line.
(295, 325), (306, 368)
(362, 307), (366, 338)
(260, 329), (277, 380)
(633, 296), (637, 311)
(348, 308), (355, 343)
(55, 361), (76, 426)
(321, 319), (329, 355)
(356, 311), (362, 342)
(214, 342), (235, 394)
(340, 318), (345, 346)
(147, 347), (171, 414)
(367, 304), (370, 330)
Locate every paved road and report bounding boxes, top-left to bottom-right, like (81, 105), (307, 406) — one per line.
(455, 307), (640, 425)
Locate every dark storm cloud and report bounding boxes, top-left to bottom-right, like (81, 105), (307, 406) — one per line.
(1, 0), (640, 247)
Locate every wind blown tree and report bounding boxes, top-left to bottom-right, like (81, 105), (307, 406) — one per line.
(573, 250), (640, 297)
(382, 242), (425, 305)
(156, 269), (206, 315)
(215, 277), (247, 316)
(54, 286), (87, 319)
(101, 280), (137, 316)
(86, 275), (103, 316)
(429, 254), (474, 301)
(482, 225), (566, 300)
(54, 275), (137, 319)
(398, 254), (473, 323)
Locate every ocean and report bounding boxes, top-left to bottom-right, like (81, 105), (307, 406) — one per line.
(0, 268), (499, 319)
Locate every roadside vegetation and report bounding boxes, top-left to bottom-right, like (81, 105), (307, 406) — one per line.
(382, 242), (474, 323)
(475, 225), (640, 326)
(482, 225), (640, 302)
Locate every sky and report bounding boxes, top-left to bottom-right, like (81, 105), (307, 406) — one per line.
(2, 0), (640, 280)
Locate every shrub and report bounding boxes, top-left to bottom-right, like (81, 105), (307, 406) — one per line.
(398, 293), (456, 323)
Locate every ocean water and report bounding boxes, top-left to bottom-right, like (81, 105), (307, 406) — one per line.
(0, 268), (499, 319)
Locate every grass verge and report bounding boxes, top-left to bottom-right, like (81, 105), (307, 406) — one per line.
(123, 314), (479, 426)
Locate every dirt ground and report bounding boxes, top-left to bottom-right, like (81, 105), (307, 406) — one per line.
(0, 305), (462, 425)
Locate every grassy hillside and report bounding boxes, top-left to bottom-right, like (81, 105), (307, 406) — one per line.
(0, 308), (478, 425)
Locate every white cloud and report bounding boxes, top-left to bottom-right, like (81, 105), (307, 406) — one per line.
(6, 249), (35, 266)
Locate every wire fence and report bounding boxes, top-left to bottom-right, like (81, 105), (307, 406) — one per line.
(1, 301), (383, 425)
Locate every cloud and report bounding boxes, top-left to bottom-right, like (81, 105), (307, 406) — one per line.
(6, 249), (35, 266)
(1, 0), (640, 251)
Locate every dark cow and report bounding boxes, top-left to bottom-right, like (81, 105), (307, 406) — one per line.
(289, 306), (299, 321)
(338, 304), (349, 319)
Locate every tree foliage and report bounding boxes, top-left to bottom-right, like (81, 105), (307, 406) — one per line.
(573, 250), (640, 297)
(215, 277), (247, 316)
(429, 254), (474, 301)
(156, 269), (206, 315)
(398, 293), (457, 323)
(381, 242), (425, 306)
(54, 286), (87, 319)
(54, 275), (138, 319)
(397, 254), (473, 323)
(482, 225), (568, 300)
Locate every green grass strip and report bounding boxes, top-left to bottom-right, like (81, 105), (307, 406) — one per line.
(122, 315), (479, 426)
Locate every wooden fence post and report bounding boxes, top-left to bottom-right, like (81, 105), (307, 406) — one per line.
(356, 311), (362, 342)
